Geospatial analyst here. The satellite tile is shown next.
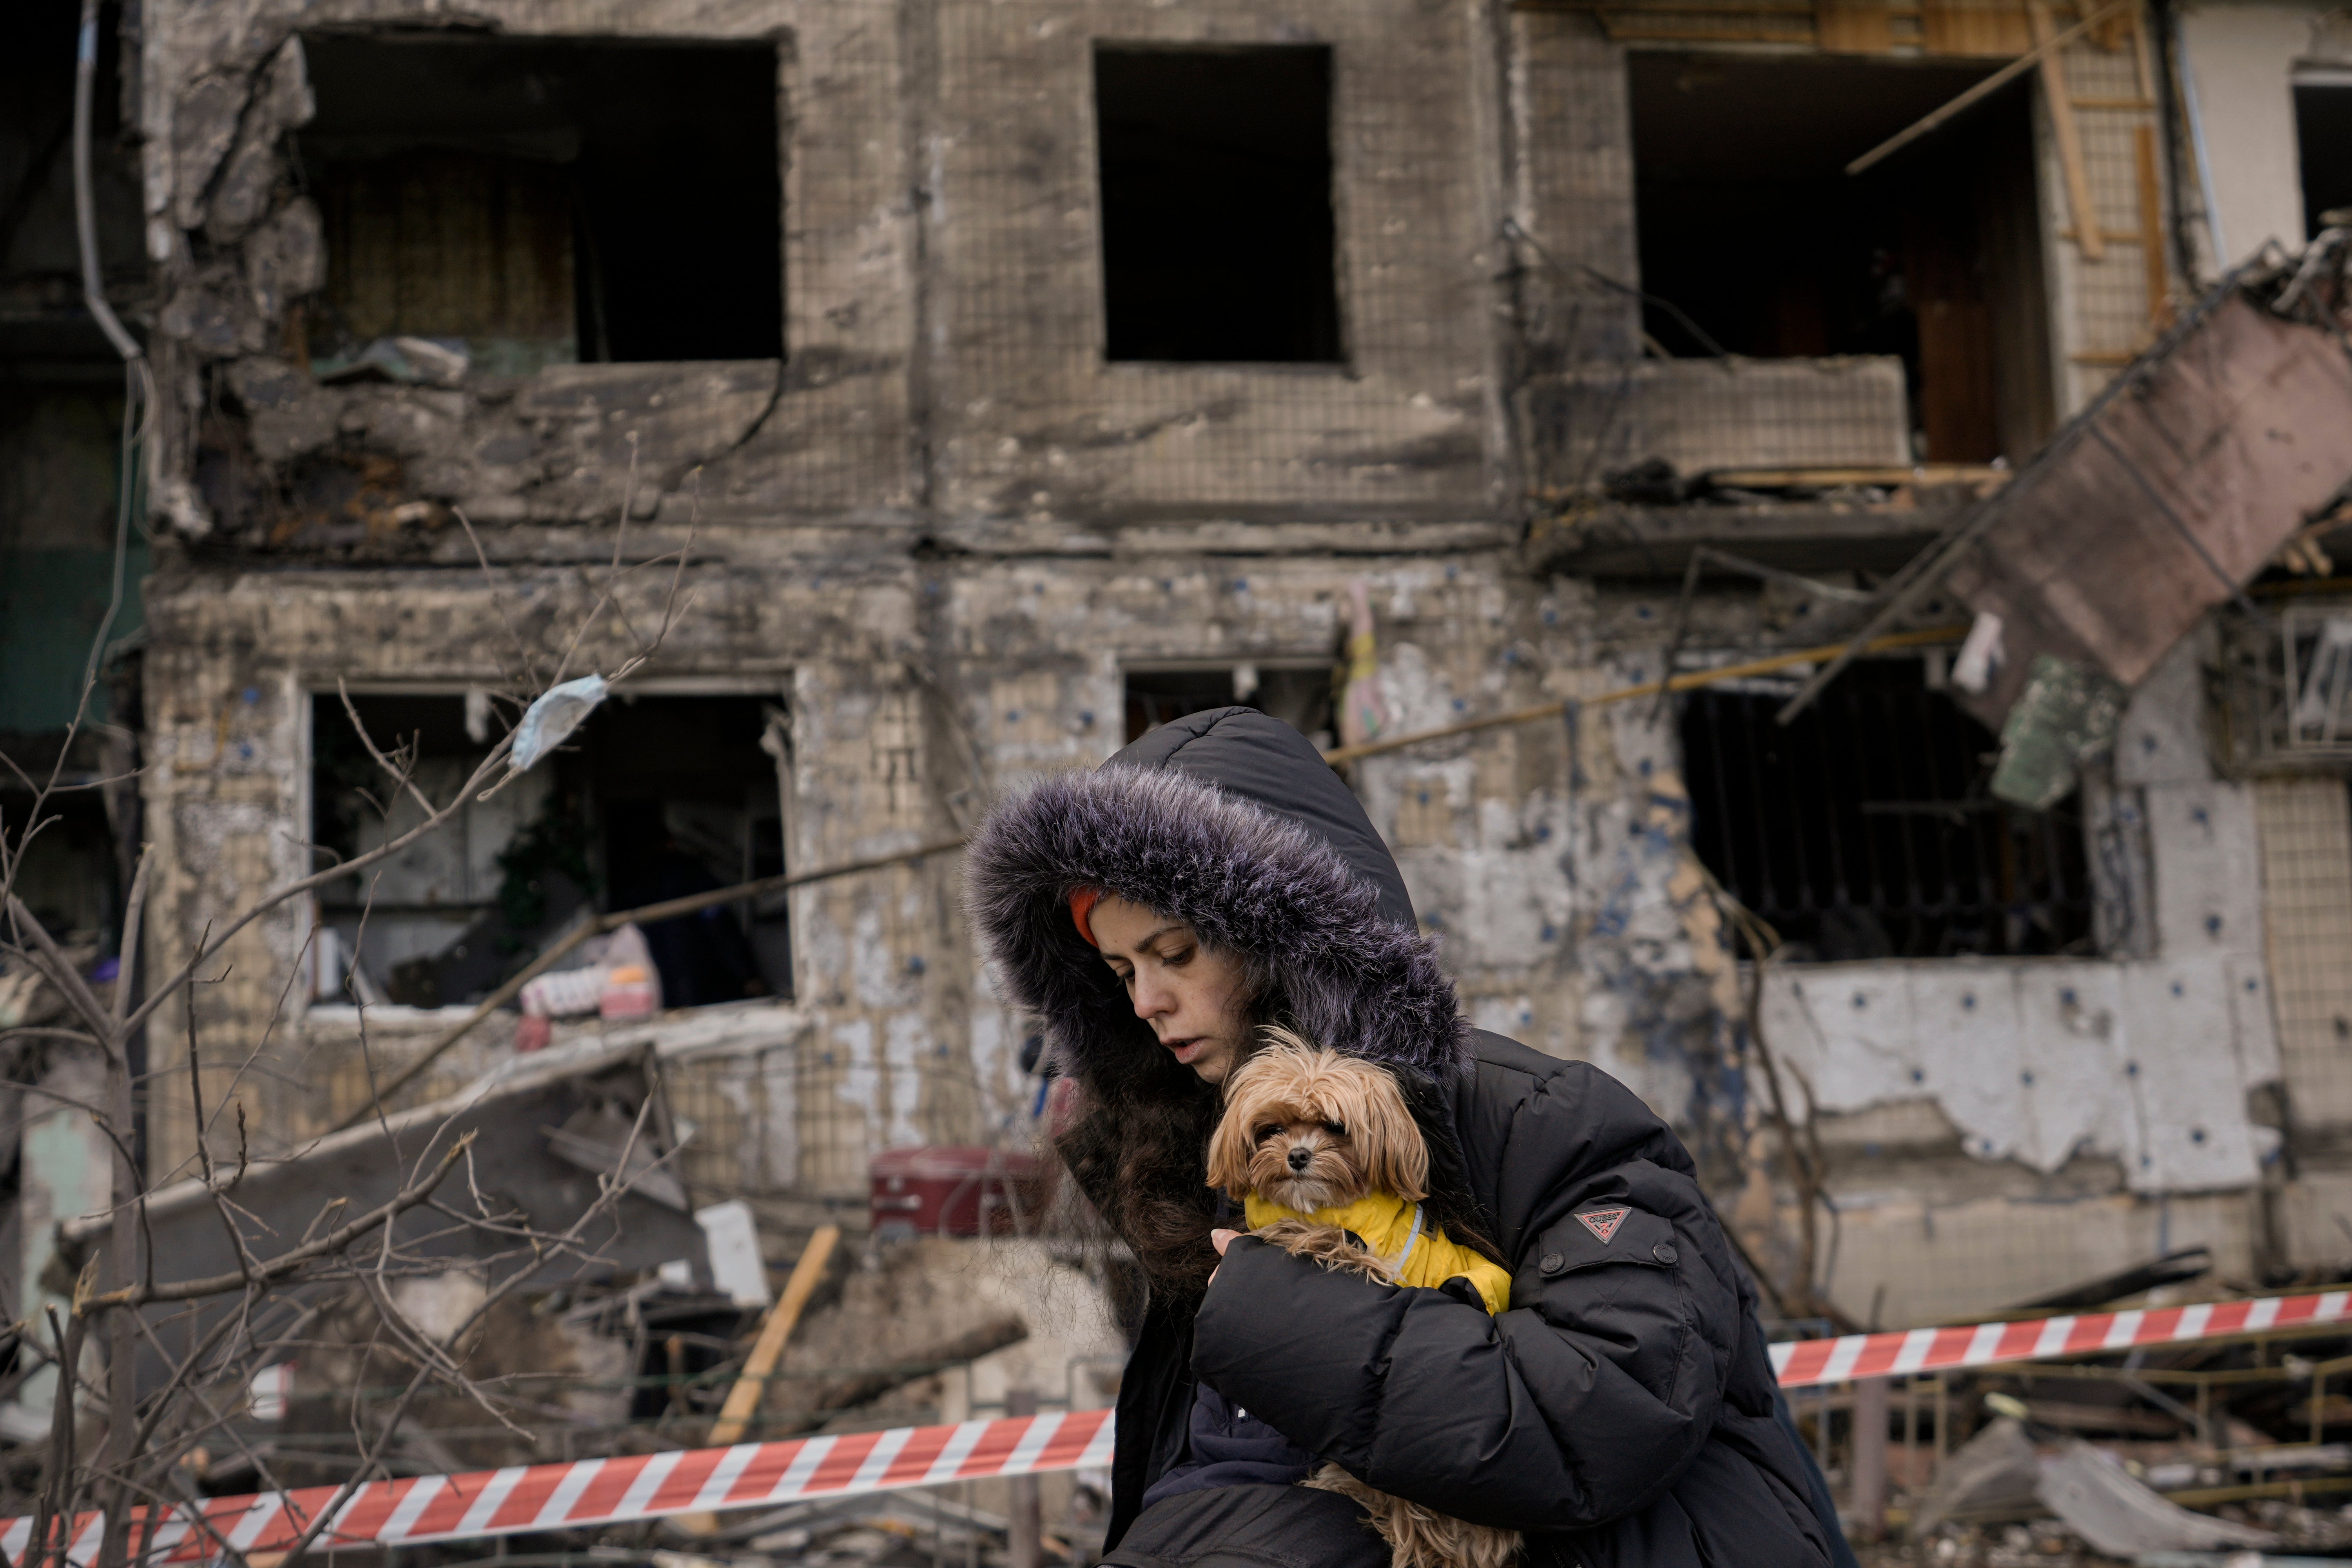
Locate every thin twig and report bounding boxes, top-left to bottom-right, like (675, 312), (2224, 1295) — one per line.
(79, 1133), (476, 1310)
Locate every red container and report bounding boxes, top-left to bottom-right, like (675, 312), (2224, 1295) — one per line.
(869, 1146), (1048, 1237)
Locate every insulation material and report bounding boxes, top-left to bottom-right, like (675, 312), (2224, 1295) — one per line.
(2113, 636), (2212, 787)
(1761, 956), (2277, 1191)
(2144, 778), (2265, 959)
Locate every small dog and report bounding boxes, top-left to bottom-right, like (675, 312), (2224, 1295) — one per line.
(1207, 1030), (1520, 1568)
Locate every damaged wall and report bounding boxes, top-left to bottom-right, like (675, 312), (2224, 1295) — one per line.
(2175, 1), (2352, 270)
(61, 0), (2352, 1358)
(1754, 627), (2352, 1326)
(119, 0), (1548, 1203)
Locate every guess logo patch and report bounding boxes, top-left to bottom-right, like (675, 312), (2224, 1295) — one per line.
(1576, 1207), (1630, 1244)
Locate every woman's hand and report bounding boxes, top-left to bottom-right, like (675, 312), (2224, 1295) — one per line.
(1207, 1227), (1237, 1287)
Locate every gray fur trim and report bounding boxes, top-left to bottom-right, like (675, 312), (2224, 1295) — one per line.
(965, 765), (1471, 1088)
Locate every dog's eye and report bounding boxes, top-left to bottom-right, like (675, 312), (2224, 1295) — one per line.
(1256, 1124), (1283, 1144)
(1324, 1121), (1347, 1138)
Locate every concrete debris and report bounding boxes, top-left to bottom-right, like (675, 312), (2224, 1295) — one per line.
(23, 4), (2352, 1559)
(774, 1237), (1123, 1430)
(58, 1034), (710, 1396)
(2036, 1441), (2279, 1558)
(2009, 1248), (2212, 1314)
(697, 1200), (775, 1308)
(545, 1095), (692, 1211)
(1910, 1417), (2044, 1536)
(314, 335), (471, 388)
(2132, 1555), (2347, 1566)
(674, 1483), (1107, 1567)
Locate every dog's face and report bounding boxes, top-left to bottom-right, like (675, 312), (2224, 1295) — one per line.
(1242, 1107), (1364, 1214)
(1207, 1039), (1428, 1213)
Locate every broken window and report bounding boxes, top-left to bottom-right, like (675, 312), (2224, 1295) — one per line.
(312, 692), (789, 1010)
(2296, 74), (2352, 239)
(1681, 658), (2093, 960)
(298, 35), (783, 372)
(1093, 45), (1344, 364)
(1124, 665), (1335, 746)
(1629, 53), (2054, 463)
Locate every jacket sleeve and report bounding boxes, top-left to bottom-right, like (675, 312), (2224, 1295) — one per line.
(1192, 1150), (1749, 1531)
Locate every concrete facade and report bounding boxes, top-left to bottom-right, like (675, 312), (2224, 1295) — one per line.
(9, 0), (2352, 1334)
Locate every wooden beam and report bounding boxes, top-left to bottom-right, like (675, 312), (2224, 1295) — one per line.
(2029, 0), (2106, 260)
(1920, 0), (2034, 55)
(1321, 625), (1967, 767)
(1595, 17), (1813, 38)
(679, 1224), (843, 1535)
(1817, 0), (1895, 51)
(2130, 0), (2158, 100)
(2136, 122), (2171, 324)
(1844, 0), (2126, 175)
(1513, 0), (1817, 11)
(1705, 464), (2012, 487)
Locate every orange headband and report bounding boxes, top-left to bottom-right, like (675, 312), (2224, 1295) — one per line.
(1069, 886), (1103, 947)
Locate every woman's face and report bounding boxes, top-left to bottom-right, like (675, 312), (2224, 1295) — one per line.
(1088, 894), (1251, 1085)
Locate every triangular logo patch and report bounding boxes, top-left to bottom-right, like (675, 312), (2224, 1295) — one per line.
(1576, 1207), (1630, 1244)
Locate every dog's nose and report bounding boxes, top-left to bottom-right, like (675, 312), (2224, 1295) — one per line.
(1287, 1146), (1313, 1172)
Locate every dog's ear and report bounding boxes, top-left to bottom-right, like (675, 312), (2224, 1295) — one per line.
(1207, 1059), (1276, 1194)
(1335, 1060), (1429, 1203)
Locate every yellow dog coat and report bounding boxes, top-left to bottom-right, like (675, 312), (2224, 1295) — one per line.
(1243, 1190), (1511, 1315)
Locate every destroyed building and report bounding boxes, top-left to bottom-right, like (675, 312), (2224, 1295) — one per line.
(5, 0), (2352, 1392)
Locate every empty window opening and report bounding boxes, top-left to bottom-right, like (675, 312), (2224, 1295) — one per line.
(1125, 664), (1335, 746)
(1630, 54), (2054, 463)
(312, 693), (789, 1011)
(298, 35), (782, 371)
(1094, 45), (1343, 364)
(0, 777), (124, 962)
(2296, 78), (2352, 239)
(1681, 659), (2092, 961)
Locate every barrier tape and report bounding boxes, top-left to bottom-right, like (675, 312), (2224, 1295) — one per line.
(0, 1408), (1113, 1566)
(1771, 1287), (2352, 1388)
(10, 1289), (2349, 1564)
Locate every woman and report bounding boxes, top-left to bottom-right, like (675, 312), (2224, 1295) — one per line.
(968, 708), (1843, 1568)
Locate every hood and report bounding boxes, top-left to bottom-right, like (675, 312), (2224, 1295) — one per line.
(966, 707), (1470, 1088)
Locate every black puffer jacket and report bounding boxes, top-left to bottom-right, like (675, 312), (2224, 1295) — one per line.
(967, 709), (1840, 1568)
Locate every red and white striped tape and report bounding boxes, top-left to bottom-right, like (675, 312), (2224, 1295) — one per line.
(0, 1407), (1113, 1567)
(10, 1289), (2348, 1564)
(1771, 1287), (2352, 1388)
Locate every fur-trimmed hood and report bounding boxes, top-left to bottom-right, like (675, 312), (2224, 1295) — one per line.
(965, 707), (1471, 1090)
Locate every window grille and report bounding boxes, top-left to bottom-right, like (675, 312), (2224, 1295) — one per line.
(1681, 658), (2093, 959)
(2218, 598), (2352, 772)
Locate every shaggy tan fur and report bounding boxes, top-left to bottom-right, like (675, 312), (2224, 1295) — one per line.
(1246, 1222), (1525, 1568)
(1208, 1036), (1431, 1213)
(1304, 1466), (1526, 1568)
